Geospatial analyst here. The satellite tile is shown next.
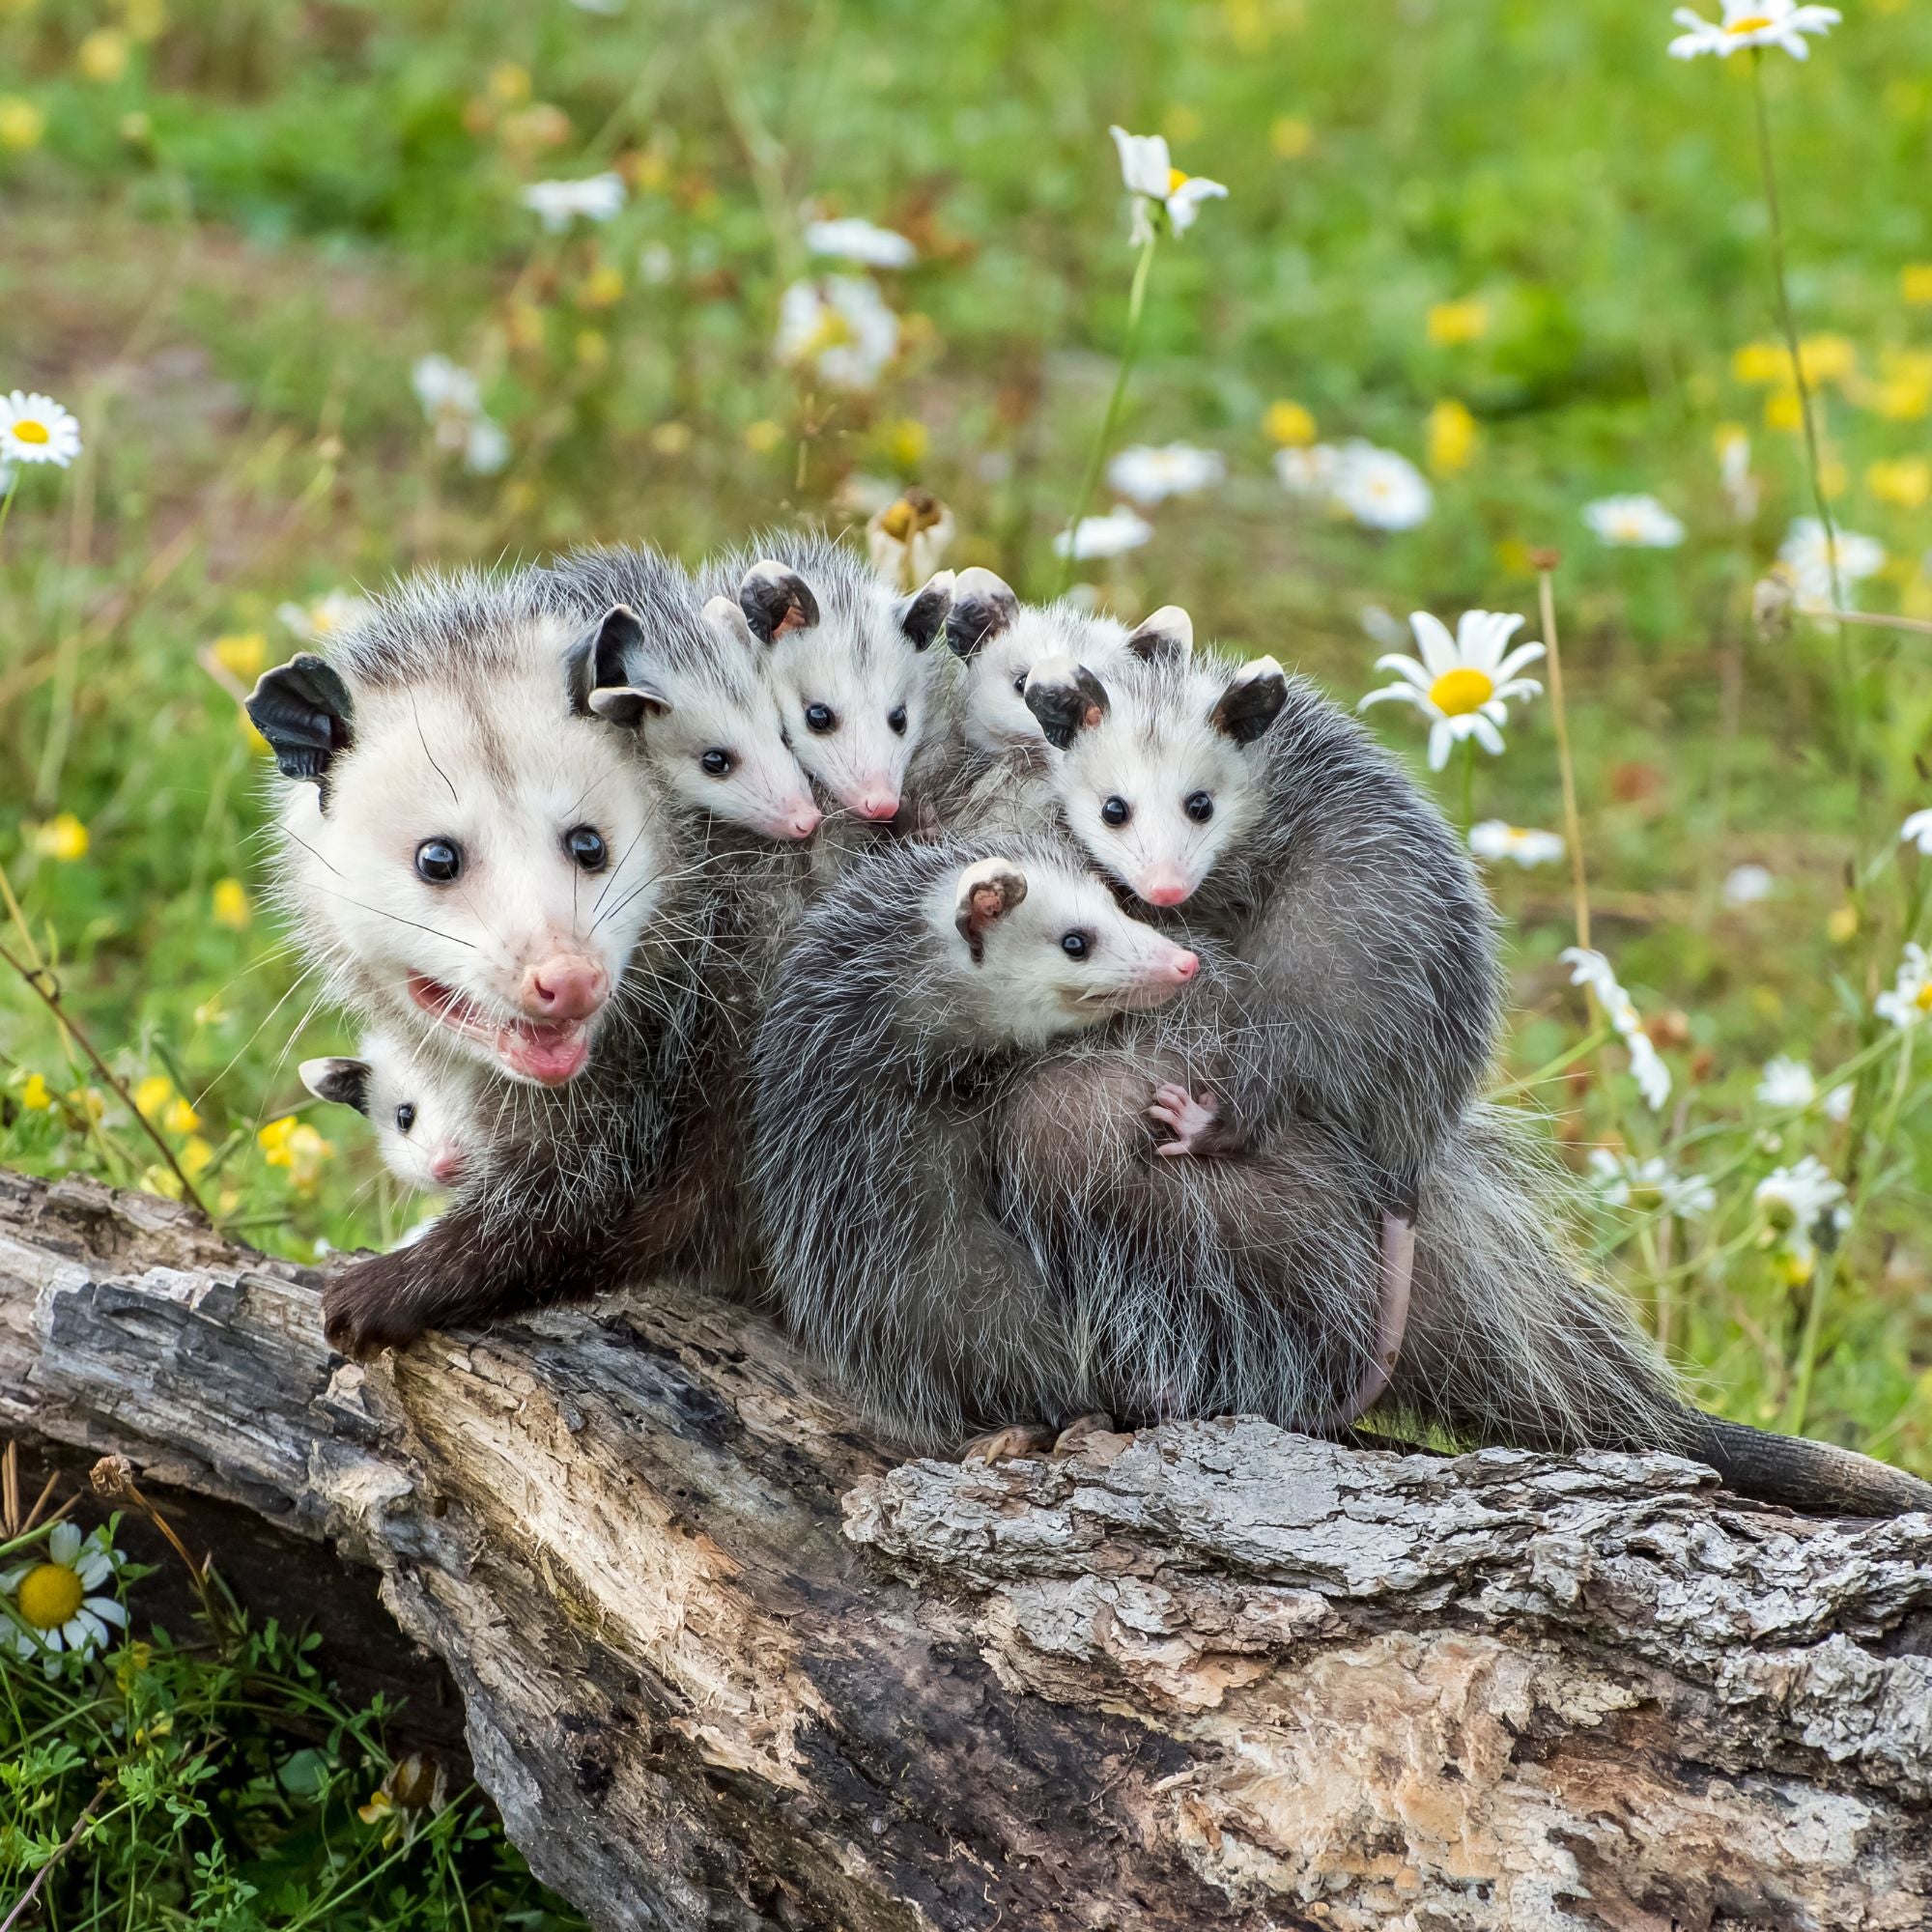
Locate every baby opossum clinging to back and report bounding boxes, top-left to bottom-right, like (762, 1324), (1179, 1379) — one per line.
(249, 568), (721, 1353)
(1009, 626), (1932, 1516)
(300, 1027), (488, 1195)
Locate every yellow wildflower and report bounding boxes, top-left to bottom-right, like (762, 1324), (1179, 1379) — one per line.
(1732, 342), (1787, 385)
(579, 263), (624, 309)
(180, 1135), (213, 1177)
(1427, 298), (1489, 347)
(212, 877), (250, 929)
(1827, 903), (1859, 945)
(1426, 398), (1477, 474)
(575, 329), (609, 370)
(163, 1095), (201, 1136)
(76, 28), (128, 82)
(31, 812), (89, 862)
(19, 1072), (52, 1111)
(1269, 115), (1314, 159)
(132, 1074), (173, 1121)
(0, 96), (46, 151)
(488, 61), (530, 105)
(1798, 334), (1856, 385)
(882, 418), (928, 468)
(212, 633), (267, 679)
(1764, 389), (1804, 433)
(261, 1117), (331, 1190)
(1905, 266), (1932, 306)
(1868, 457), (1930, 509)
(68, 1088), (104, 1123)
(1264, 399), (1317, 447)
(743, 419), (783, 454)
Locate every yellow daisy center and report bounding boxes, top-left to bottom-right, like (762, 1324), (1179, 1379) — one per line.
(1167, 167), (1189, 193)
(1428, 667), (1495, 717)
(1725, 14), (1773, 31)
(14, 418), (50, 445)
(18, 1561), (85, 1631)
(1915, 981), (1932, 1012)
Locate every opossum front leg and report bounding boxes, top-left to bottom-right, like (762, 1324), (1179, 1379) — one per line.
(1146, 1083), (1238, 1158)
(960, 1412), (1118, 1463)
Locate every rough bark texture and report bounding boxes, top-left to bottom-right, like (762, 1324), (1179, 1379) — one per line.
(3, 1165), (1929, 1932)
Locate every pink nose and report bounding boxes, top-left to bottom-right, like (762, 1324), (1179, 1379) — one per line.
(854, 789), (899, 822)
(1140, 867), (1192, 907)
(785, 801), (823, 838)
(429, 1145), (466, 1186)
(1169, 950), (1199, 981)
(521, 953), (608, 1021)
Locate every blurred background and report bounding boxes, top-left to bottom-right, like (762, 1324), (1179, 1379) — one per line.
(2, 0), (1930, 1467)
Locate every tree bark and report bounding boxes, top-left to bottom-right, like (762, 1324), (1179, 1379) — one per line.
(3, 1165), (1929, 1932)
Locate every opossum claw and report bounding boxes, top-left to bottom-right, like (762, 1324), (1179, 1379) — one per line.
(1148, 1084), (1222, 1156)
(959, 1422), (1055, 1463)
(1049, 1413), (1119, 1457)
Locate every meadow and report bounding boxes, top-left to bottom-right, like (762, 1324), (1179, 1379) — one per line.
(1, 0), (1931, 1913)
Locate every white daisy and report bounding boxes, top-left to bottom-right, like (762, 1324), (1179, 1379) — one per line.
(1718, 428), (1759, 522)
(519, 172), (627, 232)
(1874, 942), (1932, 1031)
(276, 589), (371, 642)
(1756, 1055), (1817, 1109)
(1109, 126), (1229, 246)
(1589, 1150), (1718, 1219)
(775, 274), (900, 390)
(1330, 440), (1433, 530)
(1824, 1083), (1854, 1122)
(1668, 1), (1840, 62)
(0, 390), (83, 469)
(1721, 863), (1775, 907)
(1106, 442), (1227, 505)
(2, 1520), (127, 1676)
(1560, 945), (1672, 1111)
(1469, 821), (1565, 868)
(1901, 810), (1932, 856)
(1274, 442), (1344, 499)
(1778, 517), (1885, 611)
(1359, 609), (1545, 771)
(803, 216), (917, 269)
(1754, 1157), (1847, 1237)
(1052, 506), (1154, 560)
(1583, 494), (1686, 548)
(410, 355), (511, 475)
(867, 490), (954, 589)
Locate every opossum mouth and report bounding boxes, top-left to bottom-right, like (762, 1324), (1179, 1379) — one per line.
(1067, 981), (1188, 1014)
(408, 974), (590, 1086)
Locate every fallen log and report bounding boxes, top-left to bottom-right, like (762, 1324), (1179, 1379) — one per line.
(2, 1165), (1928, 1932)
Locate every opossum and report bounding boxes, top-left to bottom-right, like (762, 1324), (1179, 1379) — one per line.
(546, 543), (822, 842)
(750, 836), (1238, 1447)
(1017, 638), (1932, 1515)
(300, 1026), (488, 1194)
(249, 569), (717, 1353)
(698, 533), (954, 827)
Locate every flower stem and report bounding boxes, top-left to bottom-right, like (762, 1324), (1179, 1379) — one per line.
(1056, 232), (1157, 594)
(0, 471), (19, 553)
(1750, 51), (1863, 855)
(1538, 564), (1590, 952)
(1783, 1244), (1839, 1437)
(1459, 734), (1476, 836)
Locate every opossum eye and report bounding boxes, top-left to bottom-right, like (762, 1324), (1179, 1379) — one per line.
(1100, 796), (1131, 828)
(699, 748), (735, 776)
(1185, 790), (1214, 823)
(1059, 930), (1091, 958)
(565, 825), (609, 872)
(804, 702), (837, 734)
(414, 838), (462, 884)
(888, 705), (908, 737)
(1011, 671), (1028, 696)
(395, 1104), (416, 1135)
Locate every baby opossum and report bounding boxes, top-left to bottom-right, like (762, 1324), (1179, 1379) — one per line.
(250, 568), (717, 1353)
(546, 543), (822, 842)
(1015, 637), (1932, 1515)
(698, 532), (954, 828)
(300, 1027), (488, 1194)
(751, 836), (1228, 1446)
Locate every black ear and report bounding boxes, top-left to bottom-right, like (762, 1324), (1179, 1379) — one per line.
(299, 1056), (371, 1116)
(953, 858), (1029, 965)
(738, 560), (820, 644)
(1209, 655), (1290, 746)
(944, 567), (1019, 662)
(1023, 657), (1111, 752)
(246, 655), (355, 786)
(895, 570), (954, 652)
(1123, 604), (1194, 665)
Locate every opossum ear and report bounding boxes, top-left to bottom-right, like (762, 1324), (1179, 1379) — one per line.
(895, 570), (955, 652)
(952, 857), (1029, 965)
(566, 605), (651, 713)
(1208, 655), (1289, 746)
(1023, 657), (1110, 751)
(944, 567), (1019, 662)
(702, 594), (764, 655)
(588, 681), (671, 728)
(299, 1056), (371, 1116)
(738, 560), (820, 644)
(1123, 605), (1193, 665)
(246, 655), (355, 787)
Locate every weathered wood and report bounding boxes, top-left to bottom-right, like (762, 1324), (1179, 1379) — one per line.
(3, 1165), (1929, 1932)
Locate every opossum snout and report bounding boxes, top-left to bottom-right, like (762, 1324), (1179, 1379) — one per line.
(428, 1143), (467, 1187)
(854, 787), (900, 822)
(1166, 949), (1199, 982)
(521, 953), (609, 1022)
(1137, 863), (1193, 908)
(781, 800), (823, 839)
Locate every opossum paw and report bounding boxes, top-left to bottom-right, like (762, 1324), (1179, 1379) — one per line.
(1049, 1412), (1119, 1456)
(322, 1255), (428, 1359)
(1148, 1084), (1221, 1156)
(959, 1422), (1055, 1463)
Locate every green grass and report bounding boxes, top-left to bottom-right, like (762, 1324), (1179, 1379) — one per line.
(2, 0), (1929, 1476)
